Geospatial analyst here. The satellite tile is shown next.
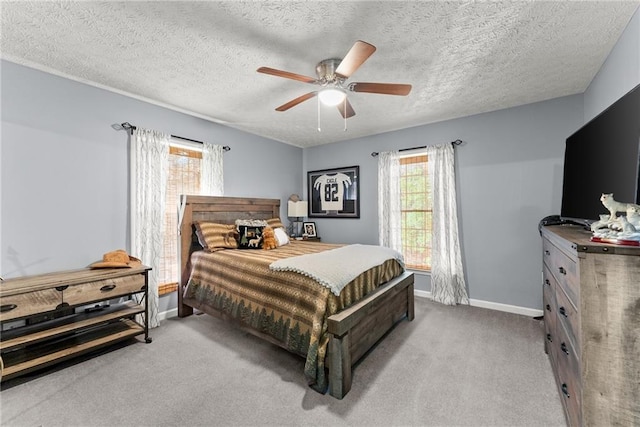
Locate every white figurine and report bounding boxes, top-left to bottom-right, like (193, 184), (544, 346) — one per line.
(592, 194), (640, 242)
(627, 205), (640, 228)
(600, 193), (640, 219)
(590, 214), (610, 232)
(617, 215), (637, 234)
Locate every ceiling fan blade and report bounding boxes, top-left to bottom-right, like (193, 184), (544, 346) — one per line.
(335, 40), (376, 78)
(349, 82), (412, 96)
(257, 67), (317, 84)
(275, 92), (317, 111)
(336, 99), (356, 119)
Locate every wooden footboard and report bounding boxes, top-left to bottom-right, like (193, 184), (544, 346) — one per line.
(327, 271), (414, 399)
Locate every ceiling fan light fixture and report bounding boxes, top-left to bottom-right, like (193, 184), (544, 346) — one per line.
(318, 88), (346, 106)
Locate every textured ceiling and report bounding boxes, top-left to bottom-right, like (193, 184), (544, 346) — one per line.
(1, 1), (638, 148)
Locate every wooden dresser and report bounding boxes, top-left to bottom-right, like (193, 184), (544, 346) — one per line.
(541, 225), (640, 426)
(0, 266), (151, 381)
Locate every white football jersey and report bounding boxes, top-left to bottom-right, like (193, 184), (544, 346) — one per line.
(313, 173), (352, 211)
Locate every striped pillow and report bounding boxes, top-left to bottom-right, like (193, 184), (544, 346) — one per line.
(194, 222), (238, 251)
(266, 217), (286, 232)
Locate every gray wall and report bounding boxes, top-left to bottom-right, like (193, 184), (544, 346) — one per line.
(0, 60), (302, 282)
(303, 95), (583, 309)
(584, 7), (640, 122)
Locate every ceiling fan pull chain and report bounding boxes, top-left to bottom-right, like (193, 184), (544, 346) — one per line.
(317, 97), (322, 132)
(343, 98), (347, 132)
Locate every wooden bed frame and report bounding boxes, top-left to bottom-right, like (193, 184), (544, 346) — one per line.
(177, 195), (414, 399)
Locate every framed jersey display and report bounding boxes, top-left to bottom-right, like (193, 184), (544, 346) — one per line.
(308, 165), (360, 218)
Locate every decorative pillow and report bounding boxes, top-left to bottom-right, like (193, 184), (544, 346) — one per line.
(194, 222), (238, 252)
(266, 217), (287, 232)
(274, 227), (290, 247)
(235, 219), (269, 228)
(237, 225), (265, 249)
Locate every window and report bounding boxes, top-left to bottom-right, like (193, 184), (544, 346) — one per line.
(399, 155), (432, 270)
(159, 141), (202, 294)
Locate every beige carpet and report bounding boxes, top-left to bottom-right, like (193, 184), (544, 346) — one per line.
(0, 297), (565, 426)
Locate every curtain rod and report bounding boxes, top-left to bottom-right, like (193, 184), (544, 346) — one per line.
(370, 139), (463, 157)
(115, 122), (231, 152)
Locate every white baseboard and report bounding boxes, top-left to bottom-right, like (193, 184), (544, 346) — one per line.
(158, 307), (178, 322)
(414, 289), (432, 299)
(414, 290), (543, 318)
(468, 298), (543, 317)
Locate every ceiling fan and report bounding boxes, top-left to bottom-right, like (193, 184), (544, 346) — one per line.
(257, 40), (412, 119)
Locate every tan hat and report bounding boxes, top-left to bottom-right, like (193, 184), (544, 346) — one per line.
(90, 250), (142, 269)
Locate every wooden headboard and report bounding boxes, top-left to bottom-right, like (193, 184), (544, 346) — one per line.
(177, 195), (281, 314)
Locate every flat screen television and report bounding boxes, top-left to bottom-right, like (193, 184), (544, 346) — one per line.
(560, 84), (640, 226)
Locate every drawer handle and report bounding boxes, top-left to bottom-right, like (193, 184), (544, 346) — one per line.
(545, 304), (551, 312)
(561, 383), (570, 398)
(545, 250), (550, 256)
(544, 279), (550, 287)
(55, 285), (69, 291)
(100, 284), (117, 292)
(558, 306), (568, 318)
(0, 304), (17, 313)
(561, 342), (569, 355)
(558, 266), (566, 275)
(546, 333), (553, 343)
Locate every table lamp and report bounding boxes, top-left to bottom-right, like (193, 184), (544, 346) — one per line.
(287, 200), (308, 237)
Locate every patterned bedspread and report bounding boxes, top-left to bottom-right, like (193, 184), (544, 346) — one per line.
(183, 240), (404, 392)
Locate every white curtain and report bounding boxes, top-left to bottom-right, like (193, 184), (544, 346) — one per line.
(130, 127), (170, 328)
(200, 142), (224, 196)
(426, 143), (469, 305)
(377, 151), (403, 253)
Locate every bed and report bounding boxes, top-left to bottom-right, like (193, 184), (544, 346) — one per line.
(177, 195), (414, 399)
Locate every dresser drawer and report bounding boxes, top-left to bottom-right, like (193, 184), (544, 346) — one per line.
(542, 238), (579, 306)
(555, 318), (582, 427)
(63, 274), (146, 306)
(0, 289), (63, 321)
(555, 283), (580, 354)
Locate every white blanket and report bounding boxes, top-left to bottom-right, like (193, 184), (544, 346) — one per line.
(269, 244), (405, 296)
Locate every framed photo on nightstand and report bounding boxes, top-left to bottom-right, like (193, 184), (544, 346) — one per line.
(303, 222), (317, 237)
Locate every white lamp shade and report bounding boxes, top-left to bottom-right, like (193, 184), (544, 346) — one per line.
(288, 200), (308, 217)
